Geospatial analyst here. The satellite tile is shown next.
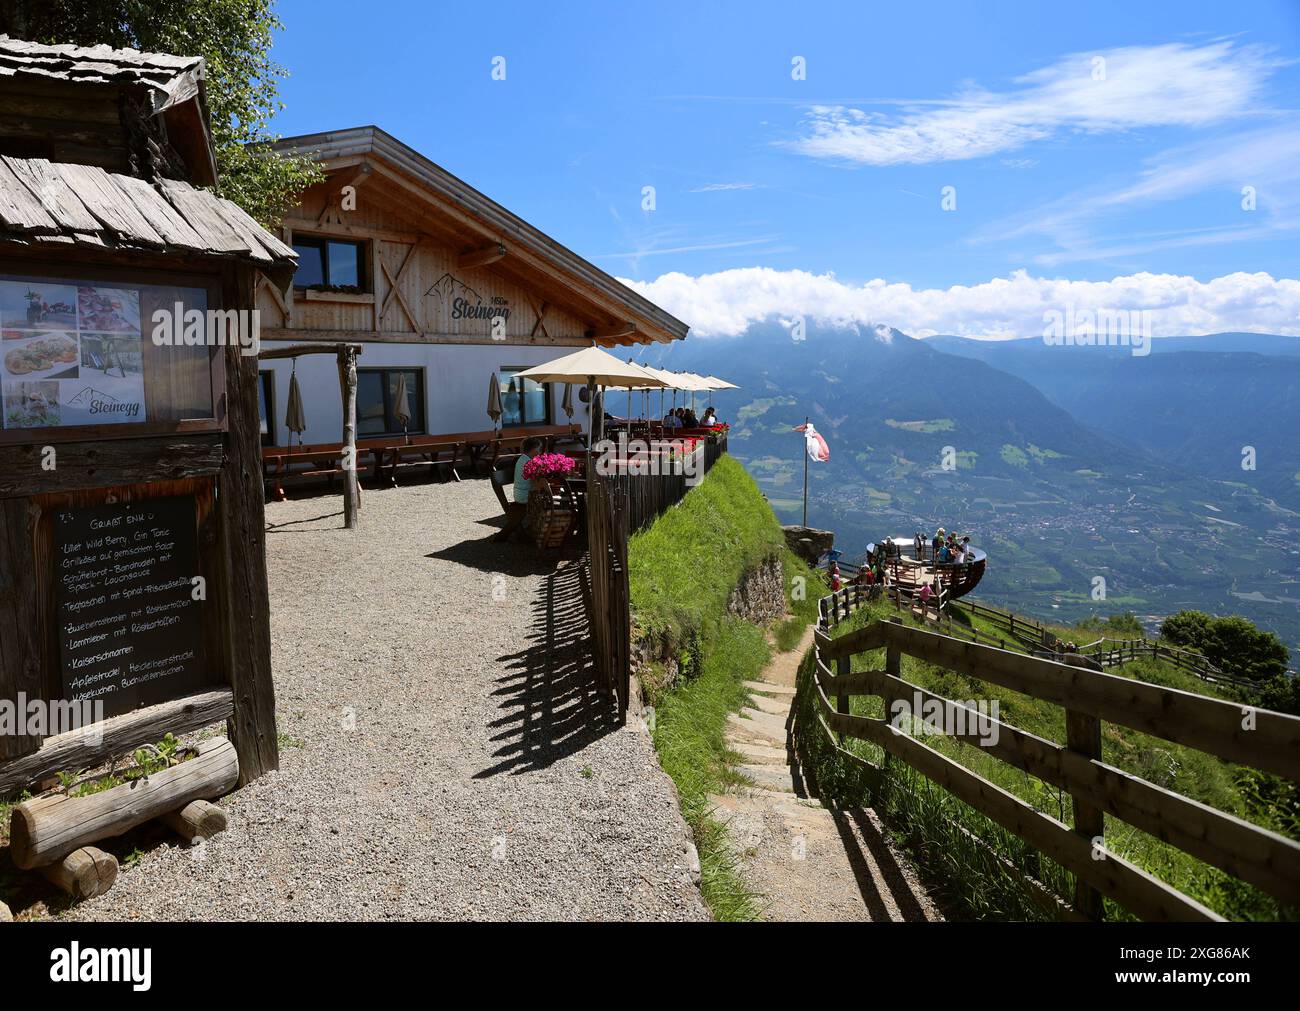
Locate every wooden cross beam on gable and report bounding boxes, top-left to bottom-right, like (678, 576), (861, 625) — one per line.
(317, 164), (373, 226)
(457, 242), (506, 269)
(256, 275), (291, 327)
(527, 296), (550, 340)
(378, 240), (422, 331)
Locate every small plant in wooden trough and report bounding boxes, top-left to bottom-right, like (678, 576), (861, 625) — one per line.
(6, 736), (237, 904)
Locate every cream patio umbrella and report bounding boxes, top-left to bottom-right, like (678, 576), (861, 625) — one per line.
(700, 374), (738, 409)
(515, 345), (666, 443)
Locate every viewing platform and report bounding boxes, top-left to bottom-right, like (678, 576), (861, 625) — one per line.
(869, 536), (987, 601)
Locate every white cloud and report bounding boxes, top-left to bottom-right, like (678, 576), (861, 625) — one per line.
(689, 182), (760, 192)
(620, 267), (1300, 340)
(787, 41), (1284, 166)
(976, 119), (1300, 263)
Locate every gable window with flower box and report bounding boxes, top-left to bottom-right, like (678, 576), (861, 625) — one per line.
(290, 235), (372, 301)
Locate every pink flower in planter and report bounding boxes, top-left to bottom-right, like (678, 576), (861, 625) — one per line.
(522, 452), (577, 481)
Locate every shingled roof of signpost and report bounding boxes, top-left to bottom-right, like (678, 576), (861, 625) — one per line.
(0, 36), (296, 289)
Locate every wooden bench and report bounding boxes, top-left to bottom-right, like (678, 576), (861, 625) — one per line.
(262, 442), (381, 501)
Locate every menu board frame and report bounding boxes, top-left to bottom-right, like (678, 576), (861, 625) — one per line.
(31, 477), (225, 720)
(0, 257), (227, 446)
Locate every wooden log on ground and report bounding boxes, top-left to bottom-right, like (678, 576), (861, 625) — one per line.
(39, 846), (118, 901)
(8, 738), (238, 869)
(160, 799), (228, 842)
(0, 688), (234, 799)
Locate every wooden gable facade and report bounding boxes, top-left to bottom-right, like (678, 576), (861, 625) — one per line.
(258, 126), (689, 350)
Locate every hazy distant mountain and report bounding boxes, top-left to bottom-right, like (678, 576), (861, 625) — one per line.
(928, 332), (1300, 357)
(924, 334), (1300, 510)
(648, 320), (1300, 655)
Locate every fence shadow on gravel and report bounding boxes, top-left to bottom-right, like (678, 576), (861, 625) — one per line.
(476, 562), (620, 777)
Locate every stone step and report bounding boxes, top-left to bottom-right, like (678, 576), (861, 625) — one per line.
(735, 785), (821, 806)
(738, 763), (797, 794)
(748, 694), (791, 718)
(743, 680), (796, 697)
(728, 710), (787, 745)
(727, 740), (788, 764)
(739, 706), (787, 733)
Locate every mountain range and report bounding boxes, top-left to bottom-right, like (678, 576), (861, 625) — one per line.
(651, 323), (1300, 656)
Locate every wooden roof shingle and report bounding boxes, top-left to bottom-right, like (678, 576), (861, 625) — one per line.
(0, 156), (296, 289)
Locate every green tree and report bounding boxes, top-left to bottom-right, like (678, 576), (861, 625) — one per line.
(0, 0), (321, 225)
(1159, 609), (1213, 650)
(1162, 609), (1290, 683)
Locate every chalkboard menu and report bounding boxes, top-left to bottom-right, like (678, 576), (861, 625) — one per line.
(54, 495), (212, 719)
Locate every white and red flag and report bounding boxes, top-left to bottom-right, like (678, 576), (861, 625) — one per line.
(794, 422), (829, 462)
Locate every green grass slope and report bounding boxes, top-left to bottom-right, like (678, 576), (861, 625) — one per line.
(629, 455), (821, 920)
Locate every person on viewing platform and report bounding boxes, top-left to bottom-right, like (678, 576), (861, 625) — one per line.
(494, 437), (544, 543)
(701, 406), (717, 427)
(914, 531), (924, 559)
(938, 541), (951, 563)
(933, 528), (945, 557)
(829, 562), (842, 591)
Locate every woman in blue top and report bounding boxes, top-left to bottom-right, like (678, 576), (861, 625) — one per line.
(494, 437), (543, 543)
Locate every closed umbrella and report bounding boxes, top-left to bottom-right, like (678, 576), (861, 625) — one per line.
(487, 372), (503, 428)
(393, 372), (412, 444)
(561, 383), (574, 421)
(285, 368), (306, 453)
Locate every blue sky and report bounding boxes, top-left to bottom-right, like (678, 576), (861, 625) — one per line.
(268, 0), (1300, 337)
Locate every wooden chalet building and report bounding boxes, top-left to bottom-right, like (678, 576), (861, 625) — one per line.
(256, 126), (689, 455)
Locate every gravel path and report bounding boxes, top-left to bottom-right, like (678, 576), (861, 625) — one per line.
(62, 480), (708, 922)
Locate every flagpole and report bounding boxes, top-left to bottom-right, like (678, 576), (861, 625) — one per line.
(802, 414), (809, 527)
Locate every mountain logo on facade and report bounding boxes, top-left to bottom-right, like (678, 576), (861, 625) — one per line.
(425, 273), (511, 323)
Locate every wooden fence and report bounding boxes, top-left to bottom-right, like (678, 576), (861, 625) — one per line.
(584, 462), (631, 722)
(582, 432), (729, 721)
(802, 589), (1300, 921)
(948, 597), (1259, 687)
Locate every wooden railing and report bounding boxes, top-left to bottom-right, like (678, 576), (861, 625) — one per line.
(594, 431), (728, 533)
(800, 589), (1300, 921)
(581, 432), (729, 721)
(948, 597), (1260, 687)
(584, 462), (631, 723)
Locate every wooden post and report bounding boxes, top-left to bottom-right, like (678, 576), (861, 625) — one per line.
(1066, 709), (1105, 920)
(221, 281), (279, 785)
(338, 346), (360, 529)
(836, 654), (850, 745)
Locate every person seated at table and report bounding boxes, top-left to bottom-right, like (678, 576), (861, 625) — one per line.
(682, 407), (699, 427)
(663, 409), (682, 429)
(701, 406), (718, 427)
(494, 437), (543, 543)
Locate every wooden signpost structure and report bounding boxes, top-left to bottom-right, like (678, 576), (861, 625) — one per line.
(0, 36), (293, 831)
